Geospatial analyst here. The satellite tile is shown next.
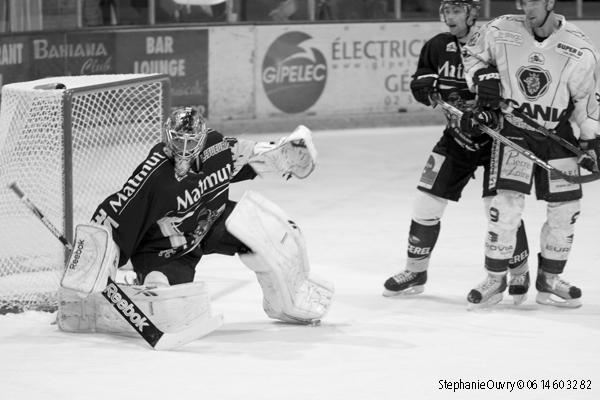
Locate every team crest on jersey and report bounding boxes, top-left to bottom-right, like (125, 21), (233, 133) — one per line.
(445, 42), (457, 52)
(528, 52), (545, 65)
(555, 42), (584, 60)
(516, 66), (551, 101)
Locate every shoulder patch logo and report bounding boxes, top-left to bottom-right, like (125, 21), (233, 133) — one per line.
(494, 30), (523, 46)
(555, 42), (584, 60)
(516, 66), (552, 101)
(528, 52), (545, 65)
(467, 31), (480, 47)
(446, 42), (457, 52)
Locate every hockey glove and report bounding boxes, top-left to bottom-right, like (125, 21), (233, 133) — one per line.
(473, 67), (502, 109)
(578, 137), (600, 173)
(459, 109), (499, 136)
(410, 70), (438, 106)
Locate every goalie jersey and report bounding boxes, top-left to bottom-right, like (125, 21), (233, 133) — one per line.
(91, 130), (257, 270)
(462, 14), (600, 140)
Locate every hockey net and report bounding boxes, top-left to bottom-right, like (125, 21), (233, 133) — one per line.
(0, 74), (170, 314)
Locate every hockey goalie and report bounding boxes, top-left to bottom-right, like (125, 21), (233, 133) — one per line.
(58, 107), (334, 339)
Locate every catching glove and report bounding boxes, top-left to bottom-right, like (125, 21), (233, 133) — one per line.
(473, 66), (502, 109)
(410, 70), (438, 106)
(578, 137), (600, 173)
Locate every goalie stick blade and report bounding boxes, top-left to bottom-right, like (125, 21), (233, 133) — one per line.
(103, 278), (223, 350)
(153, 314), (224, 351)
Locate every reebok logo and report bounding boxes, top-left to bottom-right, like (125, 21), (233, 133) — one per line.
(68, 239), (85, 270)
(104, 283), (150, 332)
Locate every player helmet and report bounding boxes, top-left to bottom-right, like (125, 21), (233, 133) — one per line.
(439, 0), (480, 26)
(164, 107), (208, 177)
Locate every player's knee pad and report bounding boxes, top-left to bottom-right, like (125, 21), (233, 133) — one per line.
(412, 192), (447, 225)
(485, 190), (525, 260)
(488, 190), (525, 228)
(541, 200), (580, 261)
(225, 190), (334, 324)
(57, 281), (222, 337)
(61, 223), (119, 296)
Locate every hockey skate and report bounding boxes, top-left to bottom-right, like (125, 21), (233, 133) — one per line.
(508, 270), (529, 305)
(535, 269), (582, 308)
(467, 273), (507, 309)
(382, 270), (427, 297)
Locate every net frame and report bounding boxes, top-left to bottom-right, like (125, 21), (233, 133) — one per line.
(0, 74), (170, 314)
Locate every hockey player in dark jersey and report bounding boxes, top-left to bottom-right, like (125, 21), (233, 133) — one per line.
(57, 107), (333, 338)
(382, 0), (530, 306)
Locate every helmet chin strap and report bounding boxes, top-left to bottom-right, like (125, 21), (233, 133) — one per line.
(456, 24), (471, 41)
(535, 1), (553, 29)
(537, 10), (552, 28)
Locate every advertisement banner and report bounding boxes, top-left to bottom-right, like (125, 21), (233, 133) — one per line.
(28, 33), (111, 79)
(115, 29), (209, 114)
(254, 22), (443, 117)
(0, 35), (29, 88)
(64, 32), (116, 76)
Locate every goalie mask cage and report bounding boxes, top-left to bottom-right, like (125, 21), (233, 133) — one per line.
(0, 74), (170, 314)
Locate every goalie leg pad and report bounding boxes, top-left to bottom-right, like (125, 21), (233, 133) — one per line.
(58, 280), (223, 337)
(226, 190), (334, 324)
(61, 223), (119, 296)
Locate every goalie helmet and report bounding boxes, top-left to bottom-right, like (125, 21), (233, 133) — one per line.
(439, 0), (480, 26)
(163, 107), (208, 177)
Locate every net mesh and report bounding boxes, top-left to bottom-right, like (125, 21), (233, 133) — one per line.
(0, 74), (168, 314)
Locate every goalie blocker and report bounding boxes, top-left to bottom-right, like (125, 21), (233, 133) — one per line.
(61, 224), (119, 296)
(225, 190), (334, 324)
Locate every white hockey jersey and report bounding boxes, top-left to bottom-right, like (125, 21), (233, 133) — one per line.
(462, 14), (600, 140)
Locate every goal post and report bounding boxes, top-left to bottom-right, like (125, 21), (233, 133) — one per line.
(0, 74), (171, 314)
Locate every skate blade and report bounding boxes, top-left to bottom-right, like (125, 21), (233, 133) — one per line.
(382, 285), (425, 297)
(467, 293), (503, 310)
(536, 292), (582, 308)
(511, 293), (527, 306)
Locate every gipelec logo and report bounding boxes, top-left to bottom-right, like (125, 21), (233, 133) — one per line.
(262, 32), (327, 113)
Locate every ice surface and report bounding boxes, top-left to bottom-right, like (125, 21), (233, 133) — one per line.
(1, 125), (599, 400)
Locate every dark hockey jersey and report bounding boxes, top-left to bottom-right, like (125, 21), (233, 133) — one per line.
(414, 32), (475, 107)
(413, 30), (488, 148)
(91, 130), (256, 270)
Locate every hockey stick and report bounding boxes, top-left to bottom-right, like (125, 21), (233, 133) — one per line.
(499, 101), (595, 160)
(9, 182), (220, 350)
(430, 94), (600, 184)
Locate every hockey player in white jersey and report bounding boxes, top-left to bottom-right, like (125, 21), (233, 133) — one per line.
(383, 0), (530, 304)
(461, 0), (600, 308)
